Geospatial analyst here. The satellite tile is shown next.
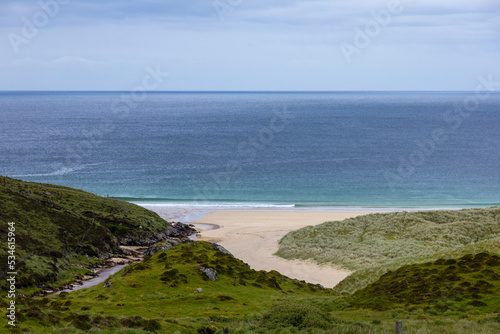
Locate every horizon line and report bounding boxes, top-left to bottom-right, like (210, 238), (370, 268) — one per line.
(0, 90), (493, 93)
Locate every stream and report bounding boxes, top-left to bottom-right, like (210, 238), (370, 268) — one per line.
(56, 222), (219, 294)
(56, 264), (128, 294)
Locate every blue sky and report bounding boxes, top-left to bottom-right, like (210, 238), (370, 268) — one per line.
(0, 0), (499, 91)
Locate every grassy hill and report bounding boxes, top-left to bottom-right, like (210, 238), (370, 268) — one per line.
(2, 178), (500, 333)
(7, 242), (500, 333)
(0, 176), (193, 294)
(10, 242), (341, 333)
(276, 207), (500, 293)
(350, 252), (500, 313)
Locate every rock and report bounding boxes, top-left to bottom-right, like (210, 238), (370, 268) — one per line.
(196, 288), (203, 293)
(120, 222), (196, 246)
(120, 248), (132, 256)
(210, 243), (234, 257)
(166, 222), (197, 239)
(104, 281), (113, 288)
(144, 239), (181, 257)
(199, 267), (218, 281)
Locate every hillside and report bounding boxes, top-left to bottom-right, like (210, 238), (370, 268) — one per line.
(12, 241), (339, 333)
(0, 176), (194, 293)
(8, 242), (500, 333)
(2, 178), (500, 333)
(350, 252), (500, 313)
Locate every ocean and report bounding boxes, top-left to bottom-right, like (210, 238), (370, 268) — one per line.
(1, 91), (499, 210)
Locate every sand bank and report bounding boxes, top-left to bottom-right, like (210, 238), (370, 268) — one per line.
(195, 211), (371, 288)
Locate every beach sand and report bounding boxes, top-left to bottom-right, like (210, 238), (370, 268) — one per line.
(195, 211), (372, 288)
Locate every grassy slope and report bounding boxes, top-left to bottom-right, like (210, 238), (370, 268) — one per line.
(0, 176), (172, 293)
(276, 207), (500, 293)
(9, 242), (500, 334)
(2, 178), (500, 333)
(12, 242), (338, 333)
(351, 252), (500, 313)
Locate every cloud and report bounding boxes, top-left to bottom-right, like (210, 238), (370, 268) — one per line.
(2, 0), (498, 27)
(0, 0), (498, 90)
(0, 0), (217, 26)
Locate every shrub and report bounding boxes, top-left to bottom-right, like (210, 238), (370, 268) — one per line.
(260, 301), (334, 329)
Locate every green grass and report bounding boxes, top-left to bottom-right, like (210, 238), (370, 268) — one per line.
(276, 207), (500, 292)
(11, 242), (341, 333)
(0, 176), (176, 294)
(350, 252), (500, 313)
(7, 242), (500, 333)
(3, 179), (500, 333)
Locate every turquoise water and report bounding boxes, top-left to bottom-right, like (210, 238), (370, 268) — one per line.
(1, 91), (499, 209)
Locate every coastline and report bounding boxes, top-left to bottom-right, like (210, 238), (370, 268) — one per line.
(192, 211), (373, 288)
(131, 205), (474, 288)
(145, 205), (373, 287)
(44, 204), (483, 294)
(143, 205), (463, 288)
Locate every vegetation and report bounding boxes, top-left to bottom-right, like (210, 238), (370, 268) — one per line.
(276, 207), (500, 292)
(5, 242), (500, 333)
(351, 252), (500, 313)
(2, 178), (500, 333)
(7, 242), (337, 333)
(0, 176), (175, 294)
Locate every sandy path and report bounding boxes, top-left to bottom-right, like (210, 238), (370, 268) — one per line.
(195, 211), (371, 288)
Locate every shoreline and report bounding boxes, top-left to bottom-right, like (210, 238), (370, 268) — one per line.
(55, 204), (478, 294)
(193, 210), (373, 288)
(146, 205), (373, 287)
(136, 202), (483, 213)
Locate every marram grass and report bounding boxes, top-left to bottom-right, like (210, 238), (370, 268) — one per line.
(276, 207), (500, 293)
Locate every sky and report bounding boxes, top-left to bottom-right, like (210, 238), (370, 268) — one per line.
(0, 0), (499, 91)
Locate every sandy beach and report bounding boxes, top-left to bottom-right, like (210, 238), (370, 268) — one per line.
(194, 211), (372, 288)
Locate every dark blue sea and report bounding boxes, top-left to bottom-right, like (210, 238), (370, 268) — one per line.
(1, 91), (499, 209)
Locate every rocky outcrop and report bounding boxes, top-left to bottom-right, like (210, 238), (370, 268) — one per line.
(144, 239), (184, 257)
(199, 267), (218, 281)
(121, 222), (197, 246)
(166, 222), (197, 239)
(210, 242), (234, 257)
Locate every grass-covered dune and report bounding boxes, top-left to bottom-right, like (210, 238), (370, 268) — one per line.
(0, 176), (193, 293)
(276, 207), (500, 293)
